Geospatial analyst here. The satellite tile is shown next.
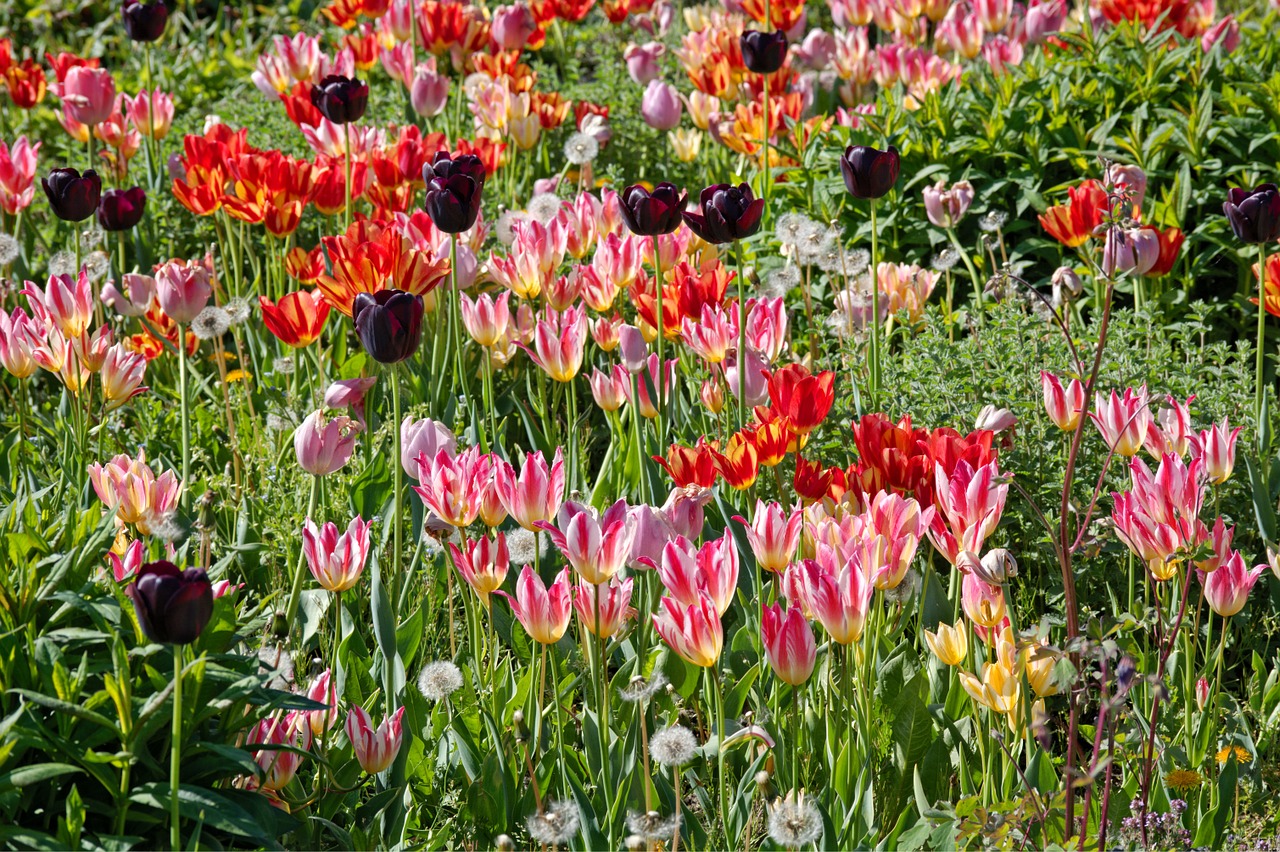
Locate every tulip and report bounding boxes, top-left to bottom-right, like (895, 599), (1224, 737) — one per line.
(155, 259), (211, 324)
(448, 532), (510, 607)
(301, 669), (339, 737)
(627, 354), (676, 419)
(352, 288), (424, 364)
(1040, 371), (1086, 431)
(423, 152), (486, 234)
(126, 560), (213, 644)
(1102, 225), (1160, 277)
(538, 500), (636, 585)
(88, 452), (183, 533)
(640, 80), (682, 131)
(589, 365), (628, 411)
(1201, 16), (1240, 55)
(260, 289), (331, 348)
(401, 417), (456, 479)
(973, 0), (1012, 30)
(713, 431), (761, 490)
(573, 575), (634, 638)
(974, 405), (1016, 434)
(1202, 552), (1265, 617)
(682, 183), (765, 244)
(345, 706), (405, 774)
(725, 347), (770, 408)
(122, 0), (169, 41)
(1223, 184), (1280, 244)
(618, 183), (686, 237)
(42, 167), (101, 221)
(492, 4), (537, 50)
(251, 714), (308, 790)
(310, 74), (368, 124)
(496, 566), (573, 644)
(125, 88), (174, 139)
(923, 179), (974, 229)
(734, 499), (803, 574)
(1108, 164), (1146, 217)
(496, 448), (566, 530)
(618, 323), (649, 371)
(294, 410), (361, 476)
(653, 533), (739, 615)
(839, 145), (899, 199)
(928, 460), (1008, 564)
(1196, 677), (1210, 711)
(1024, 0), (1066, 43)
(101, 343), (148, 410)
(761, 602), (815, 685)
(410, 64), (449, 117)
(799, 554), (873, 644)
(57, 66), (116, 127)
(625, 41), (666, 85)
(523, 305), (587, 382)
(961, 570), (1006, 628)
(0, 308), (40, 379)
(302, 516), (371, 592)
(413, 447), (488, 527)
(765, 363), (834, 435)
(652, 592), (723, 667)
(1090, 387), (1151, 458)
(1195, 419), (1240, 485)
(96, 186), (146, 231)
(740, 30), (789, 75)
(924, 620), (968, 666)
(681, 303), (737, 364)
(0, 135), (40, 216)
(24, 269), (94, 338)
(1039, 179), (1108, 248)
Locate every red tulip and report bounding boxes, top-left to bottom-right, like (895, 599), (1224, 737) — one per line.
(766, 363), (835, 435)
(260, 289), (331, 348)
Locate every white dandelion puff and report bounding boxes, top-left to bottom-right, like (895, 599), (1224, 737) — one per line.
(507, 527), (539, 566)
(191, 306), (231, 340)
(49, 250), (76, 278)
(496, 209), (528, 246)
(273, 356), (296, 376)
(84, 250), (111, 282)
(527, 193), (564, 224)
(80, 225), (105, 248)
(650, 725), (698, 768)
(774, 212), (814, 250)
(0, 233), (18, 265)
(764, 265), (801, 296)
(626, 811), (681, 843)
(767, 791), (824, 849)
(417, 661), (464, 701)
(525, 800), (581, 846)
(224, 297), (251, 326)
(563, 132), (599, 165)
(931, 248), (959, 272)
(979, 210), (1009, 232)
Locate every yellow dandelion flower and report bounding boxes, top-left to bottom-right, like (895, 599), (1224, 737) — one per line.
(225, 369), (252, 383)
(1215, 746), (1251, 765)
(1164, 769), (1204, 791)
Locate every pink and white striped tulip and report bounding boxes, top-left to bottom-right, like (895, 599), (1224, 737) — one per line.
(1202, 552), (1264, 617)
(460, 291), (511, 348)
(345, 705), (405, 774)
(1091, 387), (1152, 457)
(537, 499), (635, 585)
(448, 532), (510, 607)
(1194, 418), (1240, 485)
(302, 516), (372, 592)
(573, 575), (634, 638)
(496, 447), (566, 530)
(522, 305), (586, 382)
(652, 592), (723, 667)
(653, 533), (739, 615)
(24, 269), (94, 338)
(413, 446), (488, 527)
(761, 602), (816, 686)
(735, 500), (803, 575)
(1040, 371), (1086, 431)
(798, 550), (873, 644)
(496, 566), (573, 644)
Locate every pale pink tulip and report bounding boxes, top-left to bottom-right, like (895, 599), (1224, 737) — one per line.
(294, 410), (360, 476)
(155, 259), (212, 324)
(345, 705), (405, 774)
(302, 516), (372, 592)
(401, 416), (456, 479)
(57, 66), (116, 127)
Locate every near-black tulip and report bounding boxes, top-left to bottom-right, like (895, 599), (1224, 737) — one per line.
(740, 30), (788, 75)
(310, 74), (369, 125)
(97, 186), (147, 231)
(122, 0), (169, 42)
(618, 182), (687, 237)
(839, 145), (900, 200)
(1223, 184), (1280, 245)
(353, 289), (424, 364)
(422, 152), (486, 234)
(127, 561), (214, 645)
(681, 183), (765, 244)
(42, 167), (102, 222)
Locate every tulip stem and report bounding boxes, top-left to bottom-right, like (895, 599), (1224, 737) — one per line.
(735, 241), (748, 429)
(761, 74), (770, 220)
(868, 199), (881, 410)
(712, 668), (730, 851)
(343, 124), (353, 232)
(653, 234), (665, 444)
(170, 645), (183, 852)
(1255, 244), (1269, 452)
(284, 474), (321, 628)
(177, 322), (190, 503)
(391, 366), (404, 601)
(451, 235), (481, 450)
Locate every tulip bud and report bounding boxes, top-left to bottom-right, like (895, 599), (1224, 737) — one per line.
(1196, 677), (1210, 711)
(974, 404), (1016, 434)
(1116, 656), (1136, 692)
(42, 167), (101, 222)
(122, 0), (169, 41)
(1223, 184), (1280, 244)
(740, 30), (789, 75)
(155, 259), (212, 324)
(923, 179), (974, 229)
(640, 80), (682, 131)
(1051, 265), (1083, 305)
(839, 145), (900, 199)
(97, 187), (146, 231)
(310, 74), (369, 124)
(410, 64), (449, 117)
(491, 4), (536, 51)
(423, 152), (486, 234)
(345, 706), (405, 774)
(126, 560), (214, 645)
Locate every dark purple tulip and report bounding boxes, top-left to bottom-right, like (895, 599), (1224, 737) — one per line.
(839, 145), (900, 200)
(353, 289), (424, 364)
(681, 183), (765, 244)
(122, 0), (169, 42)
(310, 75), (369, 124)
(42, 168), (102, 222)
(1223, 184), (1280, 244)
(740, 30), (788, 75)
(422, 152), (486, 234)
(97, 187), (147, 231)
(127, 561), (214, 645)
(618, 182), (687, 236)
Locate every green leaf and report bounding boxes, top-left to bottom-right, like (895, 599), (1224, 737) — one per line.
(0, 762), (82, 792)
(130, 782), (269, 842)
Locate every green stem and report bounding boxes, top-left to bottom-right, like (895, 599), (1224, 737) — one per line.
(568, 377), (579, 492)
(391, 368), (404, 602)
(343, 124), (352, 232)
(735, 241), (748, 429)
(284, 475), (321, 627)
(451, 235), (480, 449)
(712, 669), (731, 850)
(177, 323), (190, 502)
(869, 199), (881, 409)
(761, 75), (770, 218)
(1255, 243), (1269, 453)
(170, 647), (183, 852)
(653, 234), (666, 444)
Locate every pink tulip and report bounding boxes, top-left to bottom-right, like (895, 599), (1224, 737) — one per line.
(125, 89), (174, 140)
(413, 446), (488, 527)
(324, 376), (378, 425)
(380, 43), (415, 87)
(681, 303), (737, 365)
(1196, 676), (1210, 711)
(626, 354), (676, 419)
(537, 499), (635, 584)
(1201, 16), (1239, 55)
(384, 0), (414, 41)
(627, 503), (678, 567)
(961, 570), (1007, 628)
(592, 314), (624, 352)
(155, 259), (212, 324)
(974, 404), (1016, 434)
(57, 66), (116, 127)
(0, 308), (41, 379)
(661, 485), (713, 541)
(1202, 551), (1264, 617)
(1142, 394), (1194, 459)
(761, 602), (816, 686)
(302, 516), (372, 592)
(250, 713), (309, 791)
(401, 416), (456, 479)
(410, 63), (449, 117)
(294, 410), (361, 476)
(1023, 0), (1066, 43)
(522, 306), (587, 382)
(449, 532), (511, 607)
(109, 539), (146, 583)
(1102, 225), (1160, 277)
(1091, 386), (1152, 458)
(618, 324), (649, 372)
(460, 291), (511, 348)
(496, 448), (566, 530)
(0, 135), (40, 215)
(345, 705), (405, 774)
(275, 32), (322, 83)
(981, 35), (1023, 76)
(573, 575), (634, 638)
(301, 669), (339, 737)
(927, 460), (1008, 565)
(101, 343), (148, 411)
(624, 41), (666, 85)
(1193, 418), (1240, 485)
(799, 547), (874, 643)
(923, 179), (975, 229)
(745, 297), (788, 363)
(491, 3), (537, 50)
(652, 592), (723, 667)
(937, 6), (983, 59)
(101, 273), (156, 318)
(640, 79), (682, 131)
(973, 0), (1012, 31)
(653, 533), (739, 615)
(589, 365), (629, 412)
(735, 499), (804, 575)
(865, 491), (934, 589)
(1040, 371), (1086, 431)
(724, 348), (770, 408)
(88, 451), (183, 533)
(593, 232), (643, 292)
(496, 565), (573, 644)
(24, 269), (94, 339)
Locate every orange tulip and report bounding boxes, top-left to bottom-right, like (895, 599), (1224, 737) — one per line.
(3, 60), (47, 109)
(766, 364), (835, 435)
(260, 290), (331, 348)
(1038, 179), (1108, 248)
(712, 431), (760, 490)
(315, 219), (449, 316)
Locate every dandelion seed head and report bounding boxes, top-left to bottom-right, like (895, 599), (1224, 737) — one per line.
(767, 791), (824, 848)
(619, 670), (668, 703)
(191, 306), (230, 340)
(525, 800), (581, 846)
(844, 248), (871, 275)
(80, 225), (105, 248)
(273, 356), (296, 375)
(266, 413), (290, 432)
(650, 725), (697, 767)
(795, 224), (831, 264)
(496, 209), (528, 246)
(224, 297), (251, 326)
(931, 247), (959, 272)
(886, 570), (921, 606)
(626, 811), (681, 843)
(527, 193), (564, 225)
(774, 212), (815, 249)
(507, 527), (539, 565)
(764, 265), (801, 296)
(48, 250), (76, 278)
(814, 237), (848, 274)
(148, 512), (186, 543)
(563, 132), (599, 165)
(0, 233), (18, 265)
(979, 210), (1009, 232)
(417, 660), (464, 701)
(84, 251), (110, 282)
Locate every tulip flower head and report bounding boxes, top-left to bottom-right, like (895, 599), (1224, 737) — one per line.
(1194, 418), (1240, 485)
(126, 560), (214, 645)
(923, 179), (974, 229)
(924, 620), (968, 666)
(448, 532), (511, 607)
(538, 499), (636, 585)
(97, 186), (146, 231)
(961, 570), (1007, 628)
(798, 553), (873, 645)
(310, 74), (368, 124)
(1090, 387), (1152, 458)
(682, 183), (765, 244)
(1223, 184), (1280, 244)
(735, 499), (803, 574)
(122, 0), (169, 42)
(261, 289), (331, 348)
(618, 182), (688, 237)
(423, 152), (485, 234)
(345, 705), (405, 774)
(352, 288), (424, 363)
(251, 713), (309, 791)
(652, 592), (723, 667)
(496, 565), (573, 644)
(839, 145), (900, 199)
(761, 602), (816, 685)
(155, 259), (212, 324)
(573, 575), (634, 638)
(765, 363), (835, 435)
(1040, 371), (1086, 431)
(302, 516), (372, 592)
(741, 30), (789, 75)
(42, 167), (101, 222)
(1202, 552), (1265, 617)
(294, 409), (361, 476)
